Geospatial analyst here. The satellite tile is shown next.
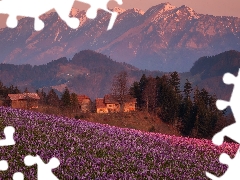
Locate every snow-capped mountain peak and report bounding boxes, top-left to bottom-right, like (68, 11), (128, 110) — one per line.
(112, 7), (126, 14)
(0, 3), (240, 72)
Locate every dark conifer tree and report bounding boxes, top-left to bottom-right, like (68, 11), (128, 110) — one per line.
(169, 71), (181, 94)
(61, 87), (71, 108)
(24, 87), (29, 93)
(155, 75), (178, 124)
(47, 89), (60, 107)
(70, 93), (79, 112)
(38, 89), (47, 105)
(179, 79), (194, 135)
(138, 74), (148, 109)
(142, 76), (156, 112)
(13, 86), (20, 94)
(129, 81), (141, 109)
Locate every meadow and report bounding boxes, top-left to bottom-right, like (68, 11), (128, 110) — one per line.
(0, 106), (238, 179)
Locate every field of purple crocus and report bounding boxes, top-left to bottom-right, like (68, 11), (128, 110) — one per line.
(0, 106), (238, 179)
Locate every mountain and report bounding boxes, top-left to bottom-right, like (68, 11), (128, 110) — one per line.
(189, 50), (240, 100)
(0, 50), (163, 99)
(0, 3), (240, 72)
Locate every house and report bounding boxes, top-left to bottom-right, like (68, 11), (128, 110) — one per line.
(95, 94), (136, 113)
(7, 93), (40, 109)
(77, 95), (91, 112)
(123, 97), (136, 112)
(104, 94), (120, 113)
(95, 98), (109, 113)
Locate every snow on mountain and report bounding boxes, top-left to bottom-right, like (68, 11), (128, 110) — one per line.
(0, 3), (240, 72)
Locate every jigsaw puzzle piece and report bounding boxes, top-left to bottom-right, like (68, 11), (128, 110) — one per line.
(54, 0), (80, 29)
(212, 69), (240, 146)
(77, 0), (122, 30)
(13, 172), (24, 180)
(0, 0), (79, 30)
(212, 122), (240, 145)
(107, 11), (118, 30)
(0, 126), (15, 146)
(24, 155), (60, 180)
(222, 72), (236, 85)
(206, 172), (221, 180)
(6, 16), (18, 29)
(0, 160), (8, 171)
(216, 100), (230, 111)
(206, 149), (240, 179)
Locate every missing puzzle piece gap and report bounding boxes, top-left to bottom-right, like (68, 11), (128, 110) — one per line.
(0, 126), (15, 146)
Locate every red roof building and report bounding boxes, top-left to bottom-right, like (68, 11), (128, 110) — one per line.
(7, 93), (40, 109)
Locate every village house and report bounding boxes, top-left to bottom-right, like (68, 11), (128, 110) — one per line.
(95, 94), (136, 113)
(7, 93), (40, 109)
(95, 98), (109, 113)
(77, 95), (91, 112)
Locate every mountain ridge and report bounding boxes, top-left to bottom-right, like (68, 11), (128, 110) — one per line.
(0, 50), (163, 99)
(0, 3), (240, 72)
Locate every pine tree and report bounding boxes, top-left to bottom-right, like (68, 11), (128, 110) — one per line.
(24, 87), (29, 93)
(37, 89), (47, 105)
(129, 81), (141, 109)
(169, 71), (181, 94)
(155, 75), (179, 124)
(70, 93), (79, 112)
(61, 87), (71, 108)
(47, 89), (60, 107)
(138, 74), (148, 109)
(191, 88), (223, 138)
(179, 79), (194, 136)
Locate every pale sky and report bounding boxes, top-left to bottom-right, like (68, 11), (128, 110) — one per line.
(0, 0), (240, 28)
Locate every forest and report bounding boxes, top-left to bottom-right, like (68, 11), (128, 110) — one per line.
(0, 69), (232, 139)
(130, 72), (230, 139)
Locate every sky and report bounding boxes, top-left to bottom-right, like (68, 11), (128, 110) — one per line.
(0, 0), (240, 28)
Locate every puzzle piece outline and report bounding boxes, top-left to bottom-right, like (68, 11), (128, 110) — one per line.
(0, 0), (123, 31)
(206, 149), (240, 179)
(212, 69), (240, 146)
(0, 126), (60, 180)
(24, 155), (60, 180)
(77, 0), (122, 30)
(0, 126), (15, 147)
(0, 0), (79, 31)
(207, 69), (240, 179)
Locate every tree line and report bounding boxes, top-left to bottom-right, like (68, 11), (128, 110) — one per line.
(0, 81), (80, 114)
(129, 72), (225, 138)
(0, 82), (20, 100)
(36, 88), (81, 114)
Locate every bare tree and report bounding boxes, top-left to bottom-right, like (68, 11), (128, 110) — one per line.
(142, 76), (156, 112)
(111, 71), (129, 112)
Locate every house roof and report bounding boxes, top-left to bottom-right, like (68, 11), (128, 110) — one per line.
(125, 95), (137, 103)
(8, 93), (40, 101)
(95, 98), (106, 108)
(104, 94), (118, 104)
(77, 95), (90, 104)
(104, 94), (136, 104)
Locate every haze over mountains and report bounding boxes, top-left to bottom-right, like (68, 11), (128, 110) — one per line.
(0, 50), (163, 99)
(0, 49), (238, 100)
(0, 3), (240, 72)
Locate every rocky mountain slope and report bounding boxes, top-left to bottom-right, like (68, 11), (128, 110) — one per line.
(0, 3), (240, 72)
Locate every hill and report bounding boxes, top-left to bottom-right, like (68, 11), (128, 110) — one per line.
(0, 3), (240, 72)
(0, 106), (237, 179)
(189, 50), (240, 100)
(0, 50), (163, 99)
